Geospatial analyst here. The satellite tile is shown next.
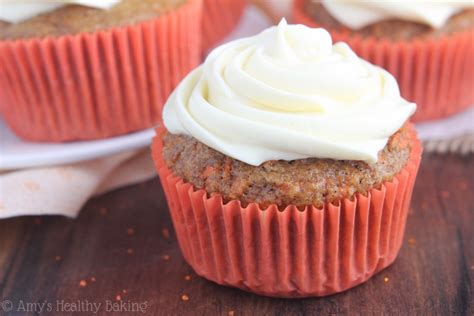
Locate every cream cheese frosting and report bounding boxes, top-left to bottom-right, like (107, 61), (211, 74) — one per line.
(320, 0), (474, 29)
(163, 19), (416, 166)
(0, 1), (120, 23)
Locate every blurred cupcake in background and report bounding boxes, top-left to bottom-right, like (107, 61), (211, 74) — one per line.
(0, 0), (202, 142)
(201, 0), (247, 52)
(152, 20), (422, 297)
(294, 0), (474, 122)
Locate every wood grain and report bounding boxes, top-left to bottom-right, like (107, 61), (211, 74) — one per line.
(0, 153), (473, 315)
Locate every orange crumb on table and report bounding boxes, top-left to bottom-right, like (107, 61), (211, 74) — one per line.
(90, 277), (96, 282)
(127, 228), (135, 236)
(162, 228), (170, 239)
(421, 201), (429, 210)
(163, 255), (171, 261)
(408, 238), (416, 246)
(115, 295), (122, 301)
(384, 277), (389, 283)
(228, 311), (235, 316)
(127, 248), (134, 255)
(55, 255), (62, 261)
(181, 294), (190, 302)
(122, 289), (128, 294)
(79, 280), (87, 287)
(441, 191), (450, 199)
(184, 275), (192, 281)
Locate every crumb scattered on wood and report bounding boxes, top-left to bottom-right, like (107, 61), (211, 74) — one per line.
(162, 228), (170, 239)
(441, 191), (450, 199)
(181, 294), (190, 302)
(79, 280), (87, 288)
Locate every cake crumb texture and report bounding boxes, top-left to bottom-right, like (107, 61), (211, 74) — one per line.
(162, 126), (412, 209)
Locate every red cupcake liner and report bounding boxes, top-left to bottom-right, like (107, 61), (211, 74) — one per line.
(293, 0), (474, 122)
(0, 0), (202, 142)
(151, 125), (422, 297)
(202, 0), (246, 53)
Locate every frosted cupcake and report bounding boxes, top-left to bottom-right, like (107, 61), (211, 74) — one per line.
(152, 20), (422, 297)
(294, 0), (474, 122)
(0, 0), (202, 142)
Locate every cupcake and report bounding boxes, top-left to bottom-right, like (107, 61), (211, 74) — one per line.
(201, 0), (247, 52)
(0, 0), (202, 142)
(294, 0), (474, 122)
(152, 20), (422, 297)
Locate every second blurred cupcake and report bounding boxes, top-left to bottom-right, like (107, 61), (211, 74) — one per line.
(201, 0), (247, 52)
(294, 0), (474, 122)
(0, 0), (202, 142)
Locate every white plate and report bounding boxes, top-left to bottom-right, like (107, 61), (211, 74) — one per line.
(0, 118), (156, 170)
(415, 107), (474, 141)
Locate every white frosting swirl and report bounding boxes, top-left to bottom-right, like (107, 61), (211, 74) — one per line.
(0, 1), (120, 23)
(163, 20), (416, 166)
(321, 0), (474, 29)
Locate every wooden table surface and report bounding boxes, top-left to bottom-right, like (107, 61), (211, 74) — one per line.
(0, 153), (473, 315)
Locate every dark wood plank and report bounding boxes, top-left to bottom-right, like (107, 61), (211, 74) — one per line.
(0, 153), (472, 315)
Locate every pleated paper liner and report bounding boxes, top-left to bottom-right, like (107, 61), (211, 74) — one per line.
(201, 0), (246, 53)
(0, 0), (202, 142)
(151, 125), (422, 298)
(293, 0), (474, 123)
